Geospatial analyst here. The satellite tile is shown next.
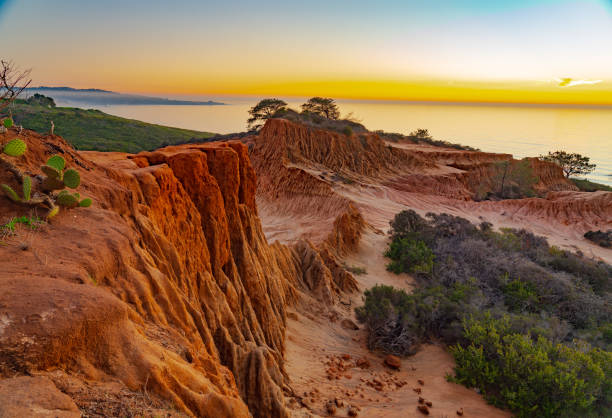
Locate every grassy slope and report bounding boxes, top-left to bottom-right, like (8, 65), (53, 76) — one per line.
(4, 102), (216, 153)
(571, 178), (612, 192)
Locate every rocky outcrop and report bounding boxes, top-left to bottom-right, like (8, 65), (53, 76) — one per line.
(0, 128), (360, 417)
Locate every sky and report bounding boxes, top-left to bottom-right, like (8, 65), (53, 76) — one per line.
(0, 0), (611, 104)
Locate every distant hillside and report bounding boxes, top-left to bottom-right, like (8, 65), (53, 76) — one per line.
(2, 100), (216, 153)
(24, 87), (225, 106)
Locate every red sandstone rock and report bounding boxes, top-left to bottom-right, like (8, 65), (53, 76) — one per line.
(384, 354), (402, 370)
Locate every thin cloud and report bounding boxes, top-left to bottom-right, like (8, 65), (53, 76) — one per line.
(557, 78), (603, 88)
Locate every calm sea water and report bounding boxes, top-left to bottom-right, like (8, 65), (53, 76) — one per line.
(56, 97), (612, 186)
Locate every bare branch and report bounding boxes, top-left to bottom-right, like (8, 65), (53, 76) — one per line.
(0, 60), (32, 112)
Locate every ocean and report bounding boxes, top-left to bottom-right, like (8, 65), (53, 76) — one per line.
(53, 96), (612, 186)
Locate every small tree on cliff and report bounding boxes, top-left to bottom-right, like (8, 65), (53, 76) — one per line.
(0, 60), (32, 113)
(540, 151), (596, 178)
(301, 97), (340, 120)
(247, 99), (288, 130)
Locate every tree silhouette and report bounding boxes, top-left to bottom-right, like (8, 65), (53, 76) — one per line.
(540, 151), (596, 178)
(301, 97), (340, 120)
(247, 98), (287, 130)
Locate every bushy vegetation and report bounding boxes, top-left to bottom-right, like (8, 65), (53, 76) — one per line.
(451, 314), (612, 418)
(1, 100), (215, 153)
(584, 230), (612, 248)
(375, 128), (478, 151)
(384, 237), (434, 275)
(571, 178), (612, 192)
(357, 210), (612, 417)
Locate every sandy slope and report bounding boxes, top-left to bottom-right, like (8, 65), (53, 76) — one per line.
(284, 231), (511, 417)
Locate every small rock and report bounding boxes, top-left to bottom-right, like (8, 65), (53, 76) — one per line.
(384, 354), (401, 370)
(413, 388), (422, 394)
(334, 398), (344, 407)
(340, 318), (360, 330)
(348, 406), (359, 417)
(417, 405), (430, 415)
(417, 379), (424, 385)
(287, 312), (299, 321)
(457, 408), (464, 416)
(356, 358), (371, 369)
(325, 400), (336, 415)
(341, 353), (351, 361)
(418, 397), (425, 404)
(425, 401), (432, 407)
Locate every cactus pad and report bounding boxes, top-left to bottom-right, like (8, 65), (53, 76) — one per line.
(3, 139), (27, 157)
(3, 118), (13, 128)
(41, 165), (61, 179)
(47, 206), (60, 219)
(56, 191), (79, 208)
(46, 155), (66, 171)
(42, 176), (65, 191)
(63, 169), (80, 189)
(79, 198), (92, 208)
(22, 176), (31, 202)
(1, 184), (20, 202)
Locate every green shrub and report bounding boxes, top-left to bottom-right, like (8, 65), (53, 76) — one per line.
(502, 277), (540, 313)
(451, 314), (612, 418)
(343, 126), (353, 136)
(385, 237), (434, 275)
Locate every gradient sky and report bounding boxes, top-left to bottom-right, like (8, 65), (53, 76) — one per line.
(1, 0), (611, 104)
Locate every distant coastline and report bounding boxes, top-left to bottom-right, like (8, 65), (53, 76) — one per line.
(24, 87), (225, 106)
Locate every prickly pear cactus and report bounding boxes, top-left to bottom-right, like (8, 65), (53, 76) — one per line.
(56, 191), (79, 208)
(41, 165), (61, 179)
(22, 176), (31, 202)
(46, 155), (65, 171)
(2, 139), (27, 157)
(79, 198), (92, 207)
(63, 169), (80, 189)
(1, 184), (20, 202)
(47, 206), (60, 219)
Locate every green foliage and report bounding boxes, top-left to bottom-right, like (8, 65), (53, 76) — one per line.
(342, 126), (353, 136)
(385, 237), (434, 275)
(2, 138), (27, 157)
(25, 93), (56, 107)
(451, 314), (612, 418)
(3, 117), (13, 128)
(571, 178), (612, 192)
(1, 216), (44, 232)
(2, 101), (215, 153)
(540, 150), (596, 178)
(502, 276), (540, 313)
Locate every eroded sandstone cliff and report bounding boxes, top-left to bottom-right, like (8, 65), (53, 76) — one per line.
(0, 128), (360, 417)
